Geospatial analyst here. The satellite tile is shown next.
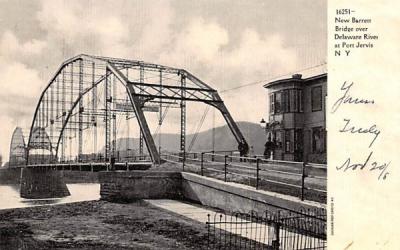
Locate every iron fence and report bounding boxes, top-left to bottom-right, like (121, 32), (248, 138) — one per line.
(161, 152), (327, 203)
(206, 208), (326, 250)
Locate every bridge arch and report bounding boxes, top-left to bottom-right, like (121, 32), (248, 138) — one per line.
(9, 127), (26, 167)
(27, 55), (247, 165)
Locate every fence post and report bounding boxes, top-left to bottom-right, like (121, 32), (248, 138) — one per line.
(207, 214), (211, 248)
(224, 155), (228, 182)
(256, 158), (260, 190)
(182, 151), (186, 172)
(272, 212), (280, 250)
(201, 152), (204, 176)
(272, 222), (280, 250)
(301, 162), (306, 201)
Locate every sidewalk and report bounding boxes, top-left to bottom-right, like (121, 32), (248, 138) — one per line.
(145, 199), (326, 249)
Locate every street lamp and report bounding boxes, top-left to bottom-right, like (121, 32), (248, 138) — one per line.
(260, 118), (266, 130)
(260, 118), (269, 145)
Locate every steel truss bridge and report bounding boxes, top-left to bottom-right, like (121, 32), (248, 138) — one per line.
(26, 54), (247, 166)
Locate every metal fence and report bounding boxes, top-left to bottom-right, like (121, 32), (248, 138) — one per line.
(206, 208), (327, 250)
(161, 151), (327, 203)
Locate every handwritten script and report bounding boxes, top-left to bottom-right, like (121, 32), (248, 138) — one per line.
(331, 81), (374, 113)
(332, 81), (390, 180)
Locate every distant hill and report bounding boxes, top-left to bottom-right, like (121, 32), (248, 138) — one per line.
(112, 121), (266, 155)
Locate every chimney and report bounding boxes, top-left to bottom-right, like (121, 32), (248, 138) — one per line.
(292, 74), (302, 79)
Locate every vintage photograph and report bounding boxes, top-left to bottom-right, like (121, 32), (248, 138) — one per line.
(0, 1), (327, 249)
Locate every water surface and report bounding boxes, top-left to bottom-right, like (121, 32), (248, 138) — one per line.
(0, 184), (100, 210)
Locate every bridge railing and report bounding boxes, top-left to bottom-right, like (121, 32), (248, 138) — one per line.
(57, 154), (153, 164)
(161, 151), (327, 203)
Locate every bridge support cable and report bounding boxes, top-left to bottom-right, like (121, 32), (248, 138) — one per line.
(61, 68), (67, 162)
(50, 78), (54, 162)
(55, 76), (59, 161)
(105, 68), (111, 162)
(158, 70), (163, 155)
(188, 105), (210, 152)
(40, 94), (44, 163)
(212, 108), (215, 152)
(112, 74), (117, 158)
(180, 73), (186, 158)
(125, 68), (130, 160)
(152, 105), (170, 136)
(91, 62), (97, 157)
(70, 64), (75, 162)
(139, 66), (144, 159)
(78, 59), (83, 162)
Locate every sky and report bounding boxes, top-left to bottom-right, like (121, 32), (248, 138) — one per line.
(0, 0), (326, 162)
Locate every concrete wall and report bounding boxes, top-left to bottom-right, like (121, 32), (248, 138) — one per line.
(181, 172), (324, 215)
(99, 171), (325, 214)
(99, 171), (183, 202)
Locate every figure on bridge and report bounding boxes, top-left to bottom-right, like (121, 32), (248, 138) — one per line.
(238, 140), (249, 162)
(264, 135), (275, 160)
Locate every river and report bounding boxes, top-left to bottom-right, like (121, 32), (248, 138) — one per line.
(0, 184), (100, 210)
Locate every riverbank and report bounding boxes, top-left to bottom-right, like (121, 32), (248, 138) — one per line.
(0, 200), (213, 249)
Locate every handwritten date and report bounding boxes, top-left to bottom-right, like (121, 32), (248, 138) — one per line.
(336, 151), (390, 180)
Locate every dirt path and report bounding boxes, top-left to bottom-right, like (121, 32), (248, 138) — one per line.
(0, 200), (214, 249)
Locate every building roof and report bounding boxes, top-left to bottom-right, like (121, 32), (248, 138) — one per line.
(263, 73), (327, 88)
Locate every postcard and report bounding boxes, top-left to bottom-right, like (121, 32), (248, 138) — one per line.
(0, 0), (398, 249)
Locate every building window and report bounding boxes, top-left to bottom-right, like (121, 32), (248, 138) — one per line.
(289, 89), (297, 112)
(273, 130), (283, 149)
(294, 129), (303, 151)
(285, 130), (290, 153)
(312, 127), (326, 153)
(271, 89), (303, 114)
(299, 90), (303, 112)
(284, 129), (295, 153)
(282, 90), (290, 113)
(270, 93), (275, 114)
(275, 92), (282, 113)
(311, 86), (322, 111)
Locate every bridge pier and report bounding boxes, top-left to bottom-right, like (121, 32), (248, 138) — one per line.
(20, 166), (70, 199)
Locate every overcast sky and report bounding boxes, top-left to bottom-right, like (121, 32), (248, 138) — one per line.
(0, 0), (326, 161)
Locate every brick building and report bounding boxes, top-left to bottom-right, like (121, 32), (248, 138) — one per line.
(263, 73), (327, 163)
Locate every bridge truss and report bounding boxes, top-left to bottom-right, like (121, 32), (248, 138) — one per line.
(27, 54), (247, 165)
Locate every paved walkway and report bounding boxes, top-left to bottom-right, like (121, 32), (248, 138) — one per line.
(145, 199), (326, 249)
